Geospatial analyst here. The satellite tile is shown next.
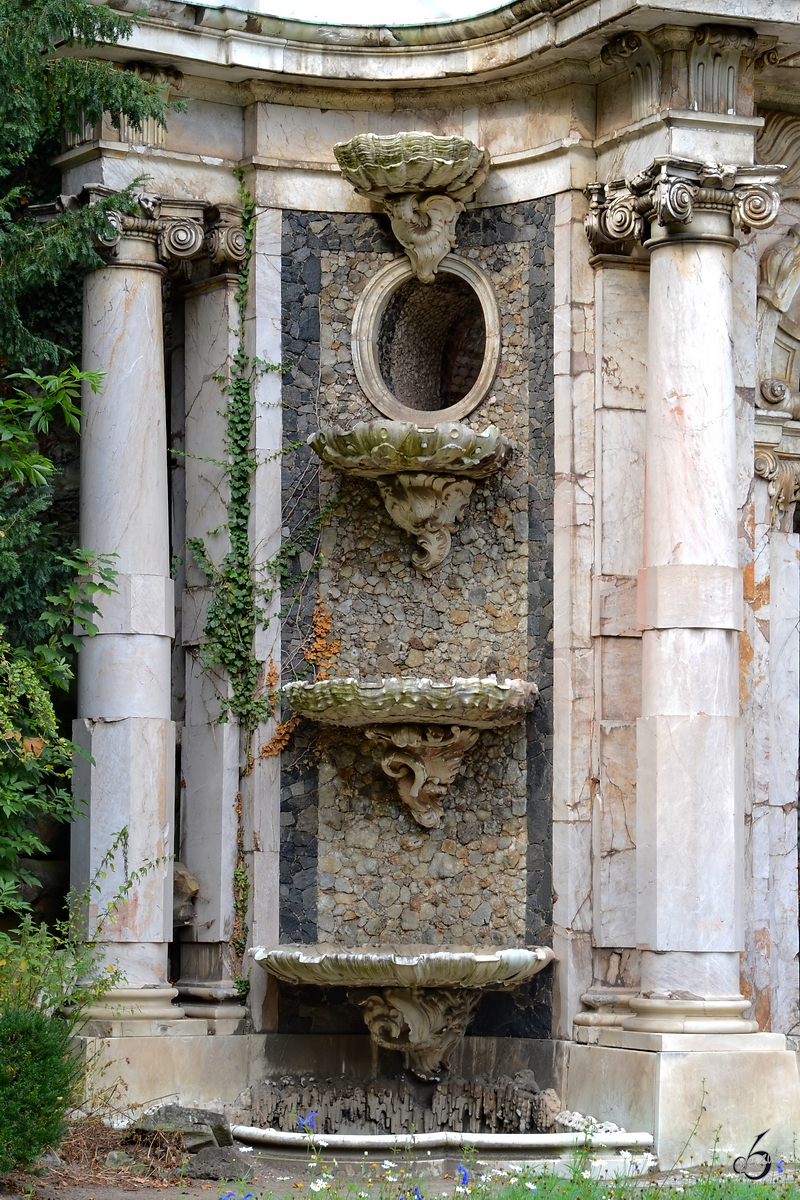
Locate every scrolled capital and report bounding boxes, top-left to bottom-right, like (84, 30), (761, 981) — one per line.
(732, 183), (782, 233)
(205, 205), (248, 266)
(585, 158), (782, 255)
(158, 217), (206, 266)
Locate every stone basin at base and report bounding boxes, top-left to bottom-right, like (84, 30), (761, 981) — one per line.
(250, 945), (556, 1081)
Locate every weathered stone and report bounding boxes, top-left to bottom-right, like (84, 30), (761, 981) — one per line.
(186, 1146), (255, 1181)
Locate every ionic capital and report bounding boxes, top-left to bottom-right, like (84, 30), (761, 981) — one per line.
(585, 158), (782, 254)
(78, 188), (246, 277)
(755, 448), (800, 528)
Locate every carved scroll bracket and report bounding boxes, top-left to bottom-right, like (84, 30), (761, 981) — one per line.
(309, 420), (512, 575)
(755, 447), (800, 528)
(284, 675), (538, 831)
(365, 723), (480, 829)
(352, 986), (480, 1080)
(375, 472), (475, 576)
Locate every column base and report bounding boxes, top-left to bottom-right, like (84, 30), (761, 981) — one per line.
(565, 1033), (800, 1164)
(623, 996), (758, 1034)
(77, 986), (207, 1037)
(179, 988), (247, 1034)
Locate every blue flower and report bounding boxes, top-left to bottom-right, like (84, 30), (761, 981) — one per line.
(414, 1187), (424, 1200)
(778, 1158), (786, 1175)
(458, 1164), (469, 1186)
(299, 1111), (318, 1131)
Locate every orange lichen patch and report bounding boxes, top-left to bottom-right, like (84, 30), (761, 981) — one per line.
(754, 988), (771, 1032)
(742, 559), (755, 602)
(739, 628), (754, 703)
(753, 576), (770, 610)
(304, 595), (341, 681)
(259, 714), (302, 759)
(754, 925), (771, 954)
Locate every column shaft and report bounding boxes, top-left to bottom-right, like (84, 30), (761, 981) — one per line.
(633, 215), (750, 1026)
(72, 232), (177, 1004)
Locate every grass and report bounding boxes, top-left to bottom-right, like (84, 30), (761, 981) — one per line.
(202, 1150), (800, 1200)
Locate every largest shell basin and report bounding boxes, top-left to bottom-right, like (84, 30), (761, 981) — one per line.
(308, 420), (513, 481)
(251, 944), (555, 989)
(282, 675), (538, 729)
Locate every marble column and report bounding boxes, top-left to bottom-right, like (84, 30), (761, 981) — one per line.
(624, 164), (779, 1030)
(72, 217), (180, 1019)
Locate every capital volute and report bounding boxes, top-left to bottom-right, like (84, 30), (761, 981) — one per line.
(80, 190), (246, 277)
(205, 204), (248, 267)
(585, 158), (782, 254)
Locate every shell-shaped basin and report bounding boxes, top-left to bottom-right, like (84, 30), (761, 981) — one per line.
(283, 675), (538, 729)
(333, 133), (490, 199)
(309, 420), (513, 481)
(250, 944), (555, 990)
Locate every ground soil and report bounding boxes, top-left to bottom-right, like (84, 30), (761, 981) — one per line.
(0, 1153), (310, 1200)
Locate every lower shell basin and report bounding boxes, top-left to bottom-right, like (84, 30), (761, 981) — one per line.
(250, 944), (555, 989)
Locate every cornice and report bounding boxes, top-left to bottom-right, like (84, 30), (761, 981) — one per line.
(73, 0), (799, 97)
(238, 58), (596, 112)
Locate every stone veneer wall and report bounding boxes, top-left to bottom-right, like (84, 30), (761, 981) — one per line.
(279, 201), (554, 1037)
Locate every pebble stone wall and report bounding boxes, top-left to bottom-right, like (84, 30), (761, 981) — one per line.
(279, 200), (554, 1034)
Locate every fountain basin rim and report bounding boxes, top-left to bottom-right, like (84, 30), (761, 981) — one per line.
(250, 943), (555, 989)
(308, 419), (513, 481)
(282, 675), (538, 729)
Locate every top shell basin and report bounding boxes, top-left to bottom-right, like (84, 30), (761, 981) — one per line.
(333, 132), (490, 199)
(250, 944), (555, 989)
(282, 675), (538, 729)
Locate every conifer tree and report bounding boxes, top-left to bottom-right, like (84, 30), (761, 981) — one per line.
(0, 1), (174, 912)
(0, 0), (173, 368)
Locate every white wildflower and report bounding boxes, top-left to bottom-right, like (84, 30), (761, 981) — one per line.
(309, 1181), (329, 1192)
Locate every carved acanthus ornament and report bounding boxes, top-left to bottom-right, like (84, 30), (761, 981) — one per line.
(284, 675), (538, 830)
(584, 158), (782, 256)
(365, 723), (479, 829)
(354, 987), (480, 1080)
(309, 420), (512, 575)
(333, 133), (490, 282)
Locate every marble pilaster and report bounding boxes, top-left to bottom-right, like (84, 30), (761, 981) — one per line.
(177, 273), (246, 1028)
(237, 192), (284, 1032)
(551, 189), (596, 1036)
